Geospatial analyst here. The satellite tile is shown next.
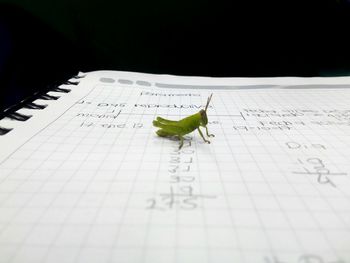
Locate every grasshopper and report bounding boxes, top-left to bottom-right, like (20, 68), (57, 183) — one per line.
(153, 94), (214, 149)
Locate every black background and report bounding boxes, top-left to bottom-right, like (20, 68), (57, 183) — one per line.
(1, 0), (350, 112)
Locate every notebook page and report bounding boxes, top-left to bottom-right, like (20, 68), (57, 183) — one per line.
(0, 71), (349, 263)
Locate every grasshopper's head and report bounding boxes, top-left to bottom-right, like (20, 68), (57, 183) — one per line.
(199, 94), (213, 126)
(199, 109), (208, 126)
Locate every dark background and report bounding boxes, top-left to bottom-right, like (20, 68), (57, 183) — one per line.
(1, 0), (350, 112)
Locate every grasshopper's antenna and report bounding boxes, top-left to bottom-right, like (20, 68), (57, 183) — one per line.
(205, 93), (213, 112)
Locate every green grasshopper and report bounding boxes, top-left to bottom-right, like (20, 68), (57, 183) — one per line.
(153, 94), (214, 149)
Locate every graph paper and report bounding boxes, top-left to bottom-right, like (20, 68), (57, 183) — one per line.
(0, 71), (349, 263)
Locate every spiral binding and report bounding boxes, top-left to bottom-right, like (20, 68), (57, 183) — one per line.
(0, 74), (85, 136)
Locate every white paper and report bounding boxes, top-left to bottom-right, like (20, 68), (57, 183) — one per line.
(0, 71), (350, 263)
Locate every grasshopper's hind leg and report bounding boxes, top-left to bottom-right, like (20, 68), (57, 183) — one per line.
(178, 136), (184, 149)
(156, 129), (169, 137)
(157, 129), (183, 149)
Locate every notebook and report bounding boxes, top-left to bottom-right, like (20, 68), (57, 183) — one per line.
(0, 70), (349, 263)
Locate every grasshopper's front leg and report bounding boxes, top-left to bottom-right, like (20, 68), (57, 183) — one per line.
(197, 127), (210, 144)
(205, 126), (215, 138)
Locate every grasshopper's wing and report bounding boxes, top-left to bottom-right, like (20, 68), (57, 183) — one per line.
(153, 121), (187, 135)
(156, 116), (178, 124)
